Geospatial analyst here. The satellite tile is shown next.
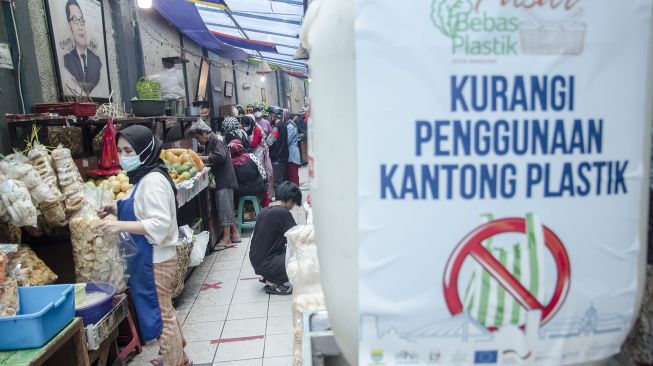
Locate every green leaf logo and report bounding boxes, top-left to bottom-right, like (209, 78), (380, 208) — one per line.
(432, 0), (473, 38)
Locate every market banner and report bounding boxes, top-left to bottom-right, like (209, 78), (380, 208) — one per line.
(356, 1), (653, 365)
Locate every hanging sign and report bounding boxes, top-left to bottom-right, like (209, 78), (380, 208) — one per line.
(356, 1), (653, 365)
(0, 43), (14, 70)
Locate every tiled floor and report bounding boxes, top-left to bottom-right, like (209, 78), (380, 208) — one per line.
(128, 235), (296, 366)
(129, 168), (309, 365)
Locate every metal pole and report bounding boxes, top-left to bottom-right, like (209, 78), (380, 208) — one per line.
(131, 4), (146, 78)
(231, 60), (239, 105)
(179, 31), (190, 106)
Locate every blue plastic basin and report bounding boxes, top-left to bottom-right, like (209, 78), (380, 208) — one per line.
(0, 284), (75, 350)
(75, 282), (116, 326)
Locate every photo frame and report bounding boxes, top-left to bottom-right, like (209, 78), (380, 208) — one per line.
(224, 81), (234, 97)
(44, 0), (112, 101)
(196, 59), (210, 102)
(261, 88), (266, 102)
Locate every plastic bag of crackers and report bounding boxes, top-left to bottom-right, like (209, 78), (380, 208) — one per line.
(0, 244), (20, 317)
(51, 146), (86, 219)
(68, 185), (126, 291)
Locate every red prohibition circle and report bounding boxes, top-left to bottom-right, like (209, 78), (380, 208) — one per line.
(443, 217), (571, 327)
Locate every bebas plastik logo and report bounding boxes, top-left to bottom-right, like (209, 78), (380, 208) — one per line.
(431, 0), (586, 56)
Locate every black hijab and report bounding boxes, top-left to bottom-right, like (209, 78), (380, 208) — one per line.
(116, 125), (177, 195)
(241, 116), (255, 136)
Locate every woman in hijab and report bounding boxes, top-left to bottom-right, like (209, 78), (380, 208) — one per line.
(223, 116), (251, 150)
(229, 139), (269, 207)
(98, 125), (191, 366)
(243, 115), (274, 202)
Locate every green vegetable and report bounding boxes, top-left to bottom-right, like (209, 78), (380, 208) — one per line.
(178, 162), (194, 173)
(171, 163), (182, 171)
(187, 168), (198, 178)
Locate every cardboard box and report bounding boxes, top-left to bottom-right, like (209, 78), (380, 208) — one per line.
(74, 156), (98, 179)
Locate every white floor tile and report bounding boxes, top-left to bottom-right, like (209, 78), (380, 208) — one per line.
(219, 248), (249, 261)
(264, 334), (295, 358)
(231, 288), (270, 304)
(214, 359), (263, 366)
(206, 269), (243, 282)
(221, 318), (267, 339)
(263, 356), (294, 366)
(176, 306), (193, 324)
(227, 302), (269, 320)
(236, 280), (267, 291)
(186, 304), (230, 323)
(181, 321), (225, 342)
(195, 289), (236, 306)
(184, 340), (218, 364)
(268, 300), (292, 317)
(266, 316), (294, 335)
(213, 260), (244, 271)
(214, 338), (265, 362)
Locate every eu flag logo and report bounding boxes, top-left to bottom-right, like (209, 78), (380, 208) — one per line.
(474, 351), (498, 364)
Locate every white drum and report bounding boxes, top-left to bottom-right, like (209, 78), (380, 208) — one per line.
(305, 1), (653, 365)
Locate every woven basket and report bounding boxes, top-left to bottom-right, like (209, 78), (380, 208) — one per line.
(136, 77), (161, 100)
(172, 239), (194, 298)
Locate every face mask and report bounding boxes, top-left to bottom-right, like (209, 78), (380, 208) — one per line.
(120, 155), (141, 172)
(120, 138), (154, 172)
(254, 112), (262, 118)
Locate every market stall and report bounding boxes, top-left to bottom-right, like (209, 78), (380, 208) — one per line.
(0, 110), (217, 363)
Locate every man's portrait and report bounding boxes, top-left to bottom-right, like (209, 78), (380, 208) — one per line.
(46, 0), (111, 100)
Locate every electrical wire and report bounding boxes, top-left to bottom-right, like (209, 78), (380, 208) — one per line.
(9, 1), (25, 113)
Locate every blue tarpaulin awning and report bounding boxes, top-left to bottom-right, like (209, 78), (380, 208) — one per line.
(211, 30), (279, 54)
(194, 0), (307, 73)
(153, 0), (248, 60)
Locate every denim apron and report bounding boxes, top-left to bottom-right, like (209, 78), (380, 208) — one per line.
(118, 183), (163, 341)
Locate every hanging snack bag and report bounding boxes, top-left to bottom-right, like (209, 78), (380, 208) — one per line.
(0, 244), (19, 317)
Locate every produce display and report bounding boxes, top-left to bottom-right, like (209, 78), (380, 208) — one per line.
(161, 148), (204, 184)
(87, 171), (132, 201)
(69, 214), (126, 291)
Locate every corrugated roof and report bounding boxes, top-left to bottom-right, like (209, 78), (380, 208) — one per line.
(194, 0), (307, 73)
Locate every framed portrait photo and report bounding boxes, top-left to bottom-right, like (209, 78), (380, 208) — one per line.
(224, 81), (234, 97)
(45, 0), (112, 101)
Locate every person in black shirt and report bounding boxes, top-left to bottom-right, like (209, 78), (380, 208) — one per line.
(188, 120), (241, 245)
(249, 182), (302, 295)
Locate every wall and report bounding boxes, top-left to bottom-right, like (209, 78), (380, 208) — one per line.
(285, 73), (308, 113)
(0, 1), (308, 153)
(219, 60), (281, 108)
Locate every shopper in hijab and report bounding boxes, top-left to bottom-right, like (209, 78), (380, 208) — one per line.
(243, 115), (274, 201)
(223, 116), (251, 151)
(286, 112), (301, 186)
(98, 125), (191, 366)
(229, 139), (269, 207)
(187, 120), (241, 245)
(254, 107), (272, 136)
(249, 182), (302, 296)
(266, 107), (289, 193)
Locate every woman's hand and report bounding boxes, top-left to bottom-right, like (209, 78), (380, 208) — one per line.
(201, 156), (209, 162)
(98, 220), (125, 235)
(97, 203), (117, 218)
